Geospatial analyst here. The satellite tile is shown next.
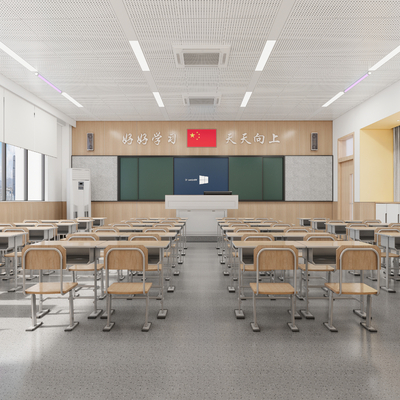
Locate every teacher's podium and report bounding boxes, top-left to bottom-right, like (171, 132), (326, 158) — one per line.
(165, 195), (238, 237)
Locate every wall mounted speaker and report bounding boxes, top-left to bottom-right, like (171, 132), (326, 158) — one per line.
(87, 132), (94, 151)
(311, 132), (318, 151)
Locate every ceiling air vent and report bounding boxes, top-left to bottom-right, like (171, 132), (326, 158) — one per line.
(183, 94), (221, 106)
(173, 45), (230, 68)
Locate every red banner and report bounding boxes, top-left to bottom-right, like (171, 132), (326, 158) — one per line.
(187, 129), (217, 147)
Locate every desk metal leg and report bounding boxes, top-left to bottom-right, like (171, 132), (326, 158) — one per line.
(381, 242), (396, 293)
(300, 255), (314, 319)
(8, 238), (22, 292)
(88, 253), (103, 319)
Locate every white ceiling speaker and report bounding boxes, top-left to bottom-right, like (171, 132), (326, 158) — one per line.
(173, 45), (231, 68)
(182, 94), (221, 106)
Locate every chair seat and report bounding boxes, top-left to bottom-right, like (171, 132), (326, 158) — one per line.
(26, 282), (78, 295)
(250, 282), (294, 295)
(240, 263), (255, 271)
(69, 263), (104, 272)
(147, 264), (162, 271)
(298, 263), (335, 272)
(380, 251), (399, 258)
(107, 282), (152, 295)
(4, 252), (22, 258)
(325, 282), (378, 295)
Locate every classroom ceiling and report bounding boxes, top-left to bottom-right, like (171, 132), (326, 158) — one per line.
(0, 0), (400, 122)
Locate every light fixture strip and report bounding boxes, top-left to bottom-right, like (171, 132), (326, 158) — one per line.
(37, 74), (62, 93)
(255, 40), (276, 71)
(0, 41), (37, 72)
(61, 92), (83, 108)
(240, 92), (252, 107)
(129, 41), (150, 71)
(344, 73), (370, 93)
(322, 92), (344, 107)
(369, 44), (400, 71)
(153, 92), (164, 107)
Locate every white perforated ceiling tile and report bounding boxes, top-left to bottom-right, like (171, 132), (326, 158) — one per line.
(0, 0), (400, 121)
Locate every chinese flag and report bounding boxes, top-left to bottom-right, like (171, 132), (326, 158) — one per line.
(187, 129), (217, 147)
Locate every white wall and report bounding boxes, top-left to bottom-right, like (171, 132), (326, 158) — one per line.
(333, 79), (400, 201)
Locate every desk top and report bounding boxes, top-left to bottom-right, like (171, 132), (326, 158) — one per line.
(0, 232), (25, 238)
(376, 232), (400, 238)
(35, 240), (169, 249)
(295, 240), (371, 248)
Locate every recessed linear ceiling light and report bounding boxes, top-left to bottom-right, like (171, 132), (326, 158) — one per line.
(255, 40), (276, 71)
(369, 44), (400, 71)
(153, 92), (164, 107)
(35, 73), (61, 93)
(62, 92), (83, 108)
(344, 72), (371, 93)
(322, 92), (344, 107)
(240, 92), (252, 107)
(0, 41), (37, 72)
(129, 41), (150, 71)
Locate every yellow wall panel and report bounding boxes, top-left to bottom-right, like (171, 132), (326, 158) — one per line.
(360, 129), (393, 202)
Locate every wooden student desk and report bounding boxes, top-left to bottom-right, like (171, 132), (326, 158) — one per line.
(376, 232), (400, 293)
(347, 226), (376, 243)
(34, 240), (170, 318)
(0, 232), (25, 292)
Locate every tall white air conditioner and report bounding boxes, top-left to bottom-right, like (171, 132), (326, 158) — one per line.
(66, 168), (91, 219)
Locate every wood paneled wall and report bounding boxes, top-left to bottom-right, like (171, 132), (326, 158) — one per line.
(0, 201), (65, 223)
(353, 202), (376, 221)
(72, 121), (332, 156)
(92, 201), (333, 226)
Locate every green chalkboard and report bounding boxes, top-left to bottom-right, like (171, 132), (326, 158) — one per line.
(138, 157), (174, 200)
(263, 157), (284, 201)
(229, 157), (263, 200)
(119, 157), (138, 200)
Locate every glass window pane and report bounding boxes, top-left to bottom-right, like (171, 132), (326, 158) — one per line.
(28, 150), (43, 201)
(6, 144), (25, 201)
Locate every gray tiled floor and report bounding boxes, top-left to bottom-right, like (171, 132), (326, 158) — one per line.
(1, 242), (400, 399)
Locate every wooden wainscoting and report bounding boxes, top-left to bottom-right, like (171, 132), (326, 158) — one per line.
(0, 201), (65, 223)
(353, 202), (376, 221)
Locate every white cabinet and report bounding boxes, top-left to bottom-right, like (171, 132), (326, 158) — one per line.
(376, 204), (400, 223)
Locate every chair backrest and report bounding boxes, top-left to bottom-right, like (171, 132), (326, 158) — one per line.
(93, 227), (119, 233)
(153, 224), (173, 227)
(23, 220), (39, 223)
(0, 223), (14, 227)
(128, 234), (160, 241)
(254, 244), (297, 272)
(66, 233), (99, 241)
(113, 224), (130, 227)
(303, 233), (336, 241)
(104, 245), (148, 294)
(337, 245), (380, 271)
(60, 220), (76, 223)
(346, 223), (368, 228)
(389, 223), (400, 228)
(363, 220), (381, 224)
(234, 227), (260, 233)
(272, 223), (291, 227)
(229, 223), (249, 227)
(242, 233), (274, 241)
(144, 228), (167, 233)
(3, 227), (29, 244)
(374, 228), (400, 245)
(284, 227), (310, 233)
(22, 245), (66, 271)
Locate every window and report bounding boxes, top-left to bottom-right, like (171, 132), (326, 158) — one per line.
(28, 150), (44, 201)
(6, 144), (25, 201)
(0, 142), (45, 201)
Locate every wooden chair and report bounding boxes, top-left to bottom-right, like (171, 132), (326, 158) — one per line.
(23, 220), (39, 223)
(249, 244), (299, 332)
(22, 244), (79, 331)
(128, 234), (167, 318)
(324, 245), (380, 332)
(284, 227), (311, 233)
(235, 234), (275, 310)
(389, 223), (400, 228)
(103, 244), (153, 332)
(2, 227), (29, 281)
(363, 220), (381, 224)
(272, 223), (291, 228)
(298, 233), (336, 318)
(65, 233), (105, 307)
(93, 227), (119, 233)
(112, 223), (130, 228)
(373, 228), (400, 281)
